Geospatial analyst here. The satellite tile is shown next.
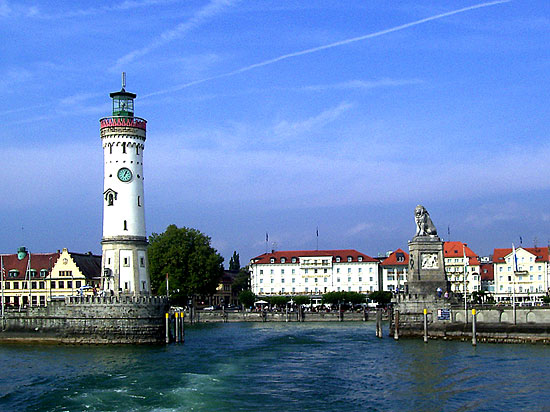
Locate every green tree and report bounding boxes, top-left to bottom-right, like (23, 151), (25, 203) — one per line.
(542, 295), (550, 305)
(148, 225), (224, 305)
(232, 266), (250, 294)
(229, 251), (240, 271)
(268, 296), (290, 306)
(368, 291), (393, 306)
(238, 290), (256, 308)
(292, 296), (310, 305)
(322, 291), (366, 305)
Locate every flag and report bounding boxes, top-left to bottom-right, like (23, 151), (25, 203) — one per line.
(512, 244), (519, 272)
(266, 232), (269, 242)
(316, 227), (319, 237)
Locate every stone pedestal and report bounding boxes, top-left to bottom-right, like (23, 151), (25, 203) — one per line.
(407, 236), (448, 296)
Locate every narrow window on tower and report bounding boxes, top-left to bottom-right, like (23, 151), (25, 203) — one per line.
(109, 145), (113, 154)
(136, 146), (140, 155)
(123, 220), (128, 231)
(122, 143), (126, 154)
(137, 196), (141, 207)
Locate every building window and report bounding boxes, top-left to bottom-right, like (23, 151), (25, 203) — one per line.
(270, 269), (274, 275)
(324, 269), (327, 274)
(336, 257), (341, 262)
(67, 281), (73, 289)
(347, 256), (352, 262)
(31, 281), (37, 289)
(76, 281), (82, 288)
(8, 270), (18, 278)
(292, 269), (295, 274)
(358, 256), (363, 262)
(260, 279), (263, 284)
(39, 281), (45, 289)
(40, 269), (48, 277)
(348, 277), (351, 282)
(58, 281), (64, 288)
(270, 279), (274, 284)
(281, 258), (286, 263)
(337, 277), (340, 282)
(292, 278), (295, 283)
(260, 270), (263, 274)
(305, 278), (308, 283)
(123, 257), (130, 267)
(305, 269), (308, 274)
(270, 258), (275, 263)
(140, 257), (145, 267)
(347, 268), (351, 273)
(124, 220), (128, 231)
(281, 278), (285, 283)
(358, 268), (362, 273)
(358, 277), (362, 282)
(281, 269), (285, 274)
(138, 196), (141, 207)
(292, 257), (297, 263)
(324, 278), (328, 282)
(51, 281), (56, 289)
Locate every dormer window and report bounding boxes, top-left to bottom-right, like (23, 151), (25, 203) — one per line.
(270, 258), (275, 263)
(8, 270), (19, 278)
(40, 269), (48, 277)
(358, 256), (363, 262)
(336, 256), (341, 263)
(281, 257), (286, 264)
(291, 257), (297, 263)
(347, 256), (352, 262)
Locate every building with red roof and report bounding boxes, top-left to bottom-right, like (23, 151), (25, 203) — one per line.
(492, 247), (549, 304)
(249, 249), (379, 296)
(379, 249), (408, 292)
(1, 248), (101, 308)
(443, 241), (481, 295)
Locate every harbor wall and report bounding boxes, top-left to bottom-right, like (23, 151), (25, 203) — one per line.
(0, 296), (169, 344)
(393, 294), (550, 343)
(183, 310), (373, 323)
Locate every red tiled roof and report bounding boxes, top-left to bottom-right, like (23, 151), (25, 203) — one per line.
(480, 263), (494, 281)
(1, 252), (60, 280)
(443, 241), (480, 265)
(380, 249), (409, 266)
(251, 249), (377, 264)
(493, 247), (549, 263)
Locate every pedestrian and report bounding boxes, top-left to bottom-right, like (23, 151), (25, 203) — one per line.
(437, 287), (443, 298)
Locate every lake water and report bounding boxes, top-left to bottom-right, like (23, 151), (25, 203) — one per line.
(1, 322), (549, 411)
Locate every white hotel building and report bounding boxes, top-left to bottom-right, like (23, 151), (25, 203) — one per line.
(249, 250), (379, 296)
(493, 247), (550, 303)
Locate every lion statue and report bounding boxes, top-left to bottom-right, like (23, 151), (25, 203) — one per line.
(414, 205), (438, 237)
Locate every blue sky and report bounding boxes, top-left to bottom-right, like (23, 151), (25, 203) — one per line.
(1, 0), (549, 265)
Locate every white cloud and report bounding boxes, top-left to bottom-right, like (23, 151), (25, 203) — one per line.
(272, 101), (353, 139)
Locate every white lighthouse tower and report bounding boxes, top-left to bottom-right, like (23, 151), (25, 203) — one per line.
(100, 73), (150, 296)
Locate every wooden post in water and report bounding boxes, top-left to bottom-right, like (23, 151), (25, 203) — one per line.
(423, 308), (428, 343)
(165, 313), (170, 344)
(394, 309), (399, 340)
(376, 309), (382, 338)
(175, 312), (180, 343)
(472, 308), (477, 346)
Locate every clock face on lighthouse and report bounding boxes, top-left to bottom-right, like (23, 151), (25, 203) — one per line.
(117, 167), (132, 182)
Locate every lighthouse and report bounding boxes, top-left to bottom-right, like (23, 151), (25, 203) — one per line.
(100, 73), (150, 296)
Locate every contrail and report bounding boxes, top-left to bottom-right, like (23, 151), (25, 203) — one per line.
(142, 0), (510, 98)
(116, 0), (239, 68)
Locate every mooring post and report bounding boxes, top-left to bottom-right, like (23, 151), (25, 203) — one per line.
(394, 309), (399, 340)
(286, 305), (289, 322)
(165, 312), (170, 344)
(472, 308), (477, 346)
(376, 309), (382, 338)
(175, 312), (180, 343)
(423, 308), (428, 343)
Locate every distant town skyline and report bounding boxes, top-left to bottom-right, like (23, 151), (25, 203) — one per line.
(1, 0), (549, 265)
